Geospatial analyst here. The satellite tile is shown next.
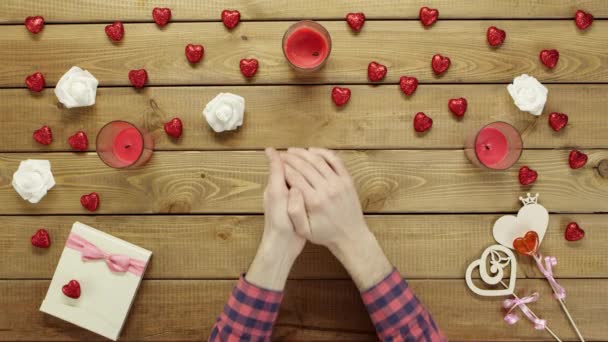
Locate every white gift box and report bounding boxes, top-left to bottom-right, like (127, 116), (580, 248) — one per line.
(40, 222), (152, 340)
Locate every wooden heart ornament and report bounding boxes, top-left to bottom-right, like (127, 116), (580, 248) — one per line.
(493, 194), (548, 251)
(465, 245), (517, 297)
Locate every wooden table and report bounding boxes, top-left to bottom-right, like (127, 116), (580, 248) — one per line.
(1, 1), (607, 341)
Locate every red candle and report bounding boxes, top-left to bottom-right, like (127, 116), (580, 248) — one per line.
(465, 122), (522, 170)
(96, 121), (154, 168)
(113, 127), (144, 164)
(283, 21), (331, 71)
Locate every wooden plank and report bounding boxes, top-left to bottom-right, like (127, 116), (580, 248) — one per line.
(1, 279), (606, 341)
(2, 84), (608, 152)
(2, 21), (607, 86)
(2, 0), (607, 23)
(1, 215), (605, 279)
(1, 150), (607, 214)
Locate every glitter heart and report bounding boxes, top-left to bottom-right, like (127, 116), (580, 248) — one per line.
(152, 7), (172, 26)
(518, 166), (538, 186)
(574, 10), (593, 30)
(68, 131), (88, 151)
(431, 54), (450, 74)
(25, 16), (44, 34)
(540, 49), (559, 69)
(129, 69), (148, 88)
(222, 10), (240, 29)
(367, 61), (387, 82)
(80, 192), (100, 212)
(346, 12), (365, 32)
(33, 125), (53, 145)
(185, 44), (204, 63)
(486, 26), (506, 47)
(565, 222), (585, 241)
(419, 7), (439, 27)
(548, 112), (568, 132)
(569, 149), (588, 169)
(331, 87), (351, 107)
(399, 76), (418, 96)
(164, 117), (183, 138)
(448, 97), (467, 117)
(25, 72), (45, 92)
(105, 21), (124, 41)
(413, 112), (433, 133)
(513, 231), (539, 256)
(240, 58), (259, 78)
(62, 280), (81, 299)
(31, 228), (51, 248)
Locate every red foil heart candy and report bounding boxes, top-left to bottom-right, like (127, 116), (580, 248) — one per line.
(540, 49), (559, 69)
(25, 16), (45, 34)
(513, 231), (539, 256)
(105, 21), (124, 41)
(565, 222), (585, 241)
(431, 54), (450, 74)
(346, 12), (365, 32)
(33, 125), (53, 145)
(419, 7), (439, 27)
(413, 112), (433, 133)
(25, 72), (45, 92)
(518, 166), (538, 185)
(62, 280), (81, 299)
(164, 117), (183, 138)
(367, 61), (387, 82)
(152, 7), (172, 26)
(129, 69), (148, 88)
(240, 58), (259, 78)
(399, 76), (418, 96)
(31, 228), (51, 248)
(574, 10), (593, 30)
(81, 192), (100, 212)
(331, 87), (351, 107)
(222, 10), (240, 29)
(448, 97), (467, 117)
(185, 44), (204, 63)
(486, 26), (506, 47)
(569, 149), (588, 169)
(548, 112), (568, 132)
(68, 131), (88, 151)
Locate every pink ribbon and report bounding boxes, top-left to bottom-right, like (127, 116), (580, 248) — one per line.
(503, 293), (546, 330)
(535, 255), (566, 300)
(65, 233), (147, 276)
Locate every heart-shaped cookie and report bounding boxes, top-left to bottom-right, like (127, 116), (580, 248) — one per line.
(465, 244), (517, 297)
(493, 199), (549, 250)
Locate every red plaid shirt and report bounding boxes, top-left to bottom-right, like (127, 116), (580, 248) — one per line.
(209, 269), (446, 341)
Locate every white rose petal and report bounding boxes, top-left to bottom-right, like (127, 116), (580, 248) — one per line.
(54, 66), (99, 109)
(11, 159), (56, 204)
(507, 74), (548, 116)
(203, 93), (245, 132)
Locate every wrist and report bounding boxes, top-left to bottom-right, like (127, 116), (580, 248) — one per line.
(245, 232), (298, 291)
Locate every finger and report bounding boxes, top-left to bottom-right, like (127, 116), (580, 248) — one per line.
(265, 147), (286, 192)
(309, 148), (349, 177)
(288, 187), (312, 239)
(282, 151), (326, 188)
(288, 147), (337, 180)
(284, 164), (315, 201)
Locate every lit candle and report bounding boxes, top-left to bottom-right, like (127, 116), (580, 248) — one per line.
(96, 121), (154, 169)
(283, 20), (331, 71)
(465, 122), (522, 170)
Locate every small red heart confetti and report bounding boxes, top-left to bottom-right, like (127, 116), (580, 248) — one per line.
(448, 98), (467, 117)
(81, 192), (100, 212)
(25, 72), (45, 92)
(431, 54), (450, 74)
(419, 7), (439, 27)
(62, 280), (81, 299)
(368, 61), (387, 82)
(152, 7), (172, 26)
(548, 112), (568, 132)
(221, 10), (240, 29)
(240, 58), (259, 78)
(399, 76), (418, 96)
(413, 112), (433, 133)
(105, 21), (124, 41)
(33, 125), (53, 145)
(513, 231), (539, 256)
(518, 166), (538, 185)
(565, 222), (585, 241)
(346, 12), (365, 32)
(164, 117), (183, 138)
(31, 228), (51, 248)
(25, 16), (44, 34)
(540, 49), (559, 69)
(128, 69), (148, 88)
(68, 131), (88, 151)
(574, 10), (593, 30)
(331, 87), (351, 107)
(569, 149), (588, 169)
(486, 26), (506, 47)
(185, 44), (204, 63)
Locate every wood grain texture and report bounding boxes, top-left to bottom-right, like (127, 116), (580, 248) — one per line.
(2, 21), (608, 86)
(3, 84), (608, 152)
(1, 150), (608, 215)
(1, 279), (607, 341)
(1, 215), (605, 279)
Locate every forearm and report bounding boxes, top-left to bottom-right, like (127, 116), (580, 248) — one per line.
(246, 231), (299, 291)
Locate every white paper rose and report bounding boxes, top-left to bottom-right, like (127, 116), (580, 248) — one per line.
(12, 159), (56, 204)
(203, 93), (245, 132)
(507, 74), (548, 116)
(54, 66), (99, 108)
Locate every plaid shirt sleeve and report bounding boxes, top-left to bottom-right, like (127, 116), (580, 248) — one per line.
(361, 269), (447, 341)
(208, 275), (283, 342)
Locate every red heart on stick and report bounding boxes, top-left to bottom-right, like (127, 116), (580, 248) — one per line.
(565, 222), (585, 241)
(62, 280), (81, 299)
(25, 16), (45, 34)
(513, 231), (539, 256)
(152, 7), (172, 26)
(346, 13), (366, 32)
(25, 72), (45, 92)
(80, 192), (100, 212)
(105, 21), (124, 41)
(31, 228), (51, 248)
(221, 10), (240, 29)
(399, 76), (418, 96)
(331, 87), (351, 107)
(419, 7), (439, 27)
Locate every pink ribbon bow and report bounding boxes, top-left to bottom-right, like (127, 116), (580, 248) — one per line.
(535, 255), (566, 300)
(503, 293), (546, 330)
(66, 233), (147, 276)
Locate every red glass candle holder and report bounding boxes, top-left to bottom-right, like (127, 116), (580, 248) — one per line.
(282, 20), (332, 72)
(465, 122), (523, 170)
(96, 120), (154, 169)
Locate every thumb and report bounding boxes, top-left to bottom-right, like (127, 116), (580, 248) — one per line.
(288, 187), (311, 239)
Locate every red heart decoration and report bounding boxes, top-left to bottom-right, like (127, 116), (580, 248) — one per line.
(540, 49), (559, 69)
(346, 12), (366, 32)
(419, 7), (439, 27)
(565, 222), (585, 241)
(518, 166), (538, 185)
(367, 61), (387, 82)
(221, 10), (240, 29)
(152, 7), (172, 26)
(575, 10), (593, 30)
(399, 76), (418, 96)
(164, 117), (183, 138)
(569, 149), (588, 169)
(25, 72), (45, 92)
(486, 26), (506, 47)
(25, 16), (44, 34)
(240, 58), (259, 78)
(431, 54), (450, 75)
(68, 131), (88, 151)
(513, 231), (539, 256)
(185, 44), (204, 63)
(331, 87), (351, 107)
(62, 280), (81, 299)
(105, 21), (124, 41)
(31, 228), (51, 248)
(448, 97), (467, 117)
(129, 69), (148, 88)
(81, 192), (100, 212)
(33, 125), (53, 145)
(548, 112), (568, 132)
(413, 112), (433, 133)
